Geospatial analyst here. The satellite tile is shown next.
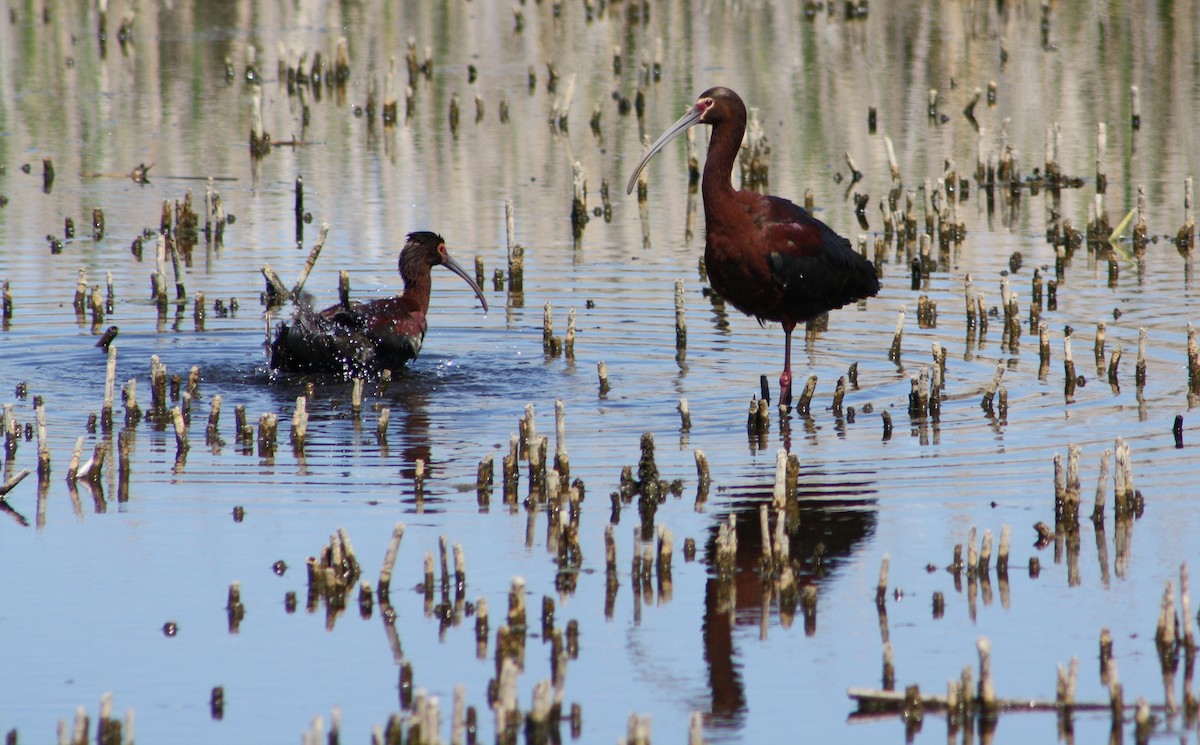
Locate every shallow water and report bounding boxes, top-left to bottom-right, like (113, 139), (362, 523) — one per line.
(3, 1), (1200, 743)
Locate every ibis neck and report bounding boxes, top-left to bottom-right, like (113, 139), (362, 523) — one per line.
(701, 121), (744, 210)
(399, 273), (432, 314)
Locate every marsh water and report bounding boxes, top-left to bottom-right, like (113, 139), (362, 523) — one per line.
(3, 0), (1200, 742)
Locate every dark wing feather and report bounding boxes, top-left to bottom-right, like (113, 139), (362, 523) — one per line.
(762, 196), (880, 322)
(269, 297), (424, 376)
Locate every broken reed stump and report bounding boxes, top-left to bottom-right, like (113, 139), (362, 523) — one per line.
(888, 306), (905, 361)
(477, 453), (494, 506)
(693, 449), (710, 508)
(570, 161), (589, 238)
(291, 396), (309, 451)
(674, 279), (687, 353)
(257, 413), (278, 458)
(1178, 176), (1194, 254)
(377, 522), (406, 599)
(1063, 331), (1077, 400)
(505, 199), (524, 293)
(34, 395), (50, 479)
(249, 90), (271, 157)
(796, 374), (818, 416)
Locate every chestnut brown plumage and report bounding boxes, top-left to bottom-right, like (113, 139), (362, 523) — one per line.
(627, 87), (880, 407)
(269, 231), (488, 376)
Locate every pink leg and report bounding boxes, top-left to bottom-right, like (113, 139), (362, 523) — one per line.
(779, 323), (795, 408)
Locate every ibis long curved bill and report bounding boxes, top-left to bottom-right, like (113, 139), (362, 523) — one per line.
(439, 248), (489, 313)
(625, 104), (706, 195)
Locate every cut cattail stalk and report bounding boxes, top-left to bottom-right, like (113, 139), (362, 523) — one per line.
(505, 200), (524, 293)
(1114, 438), (1136, 515)
(171, 407), (189, 454)
(291, 396), (308, 450)
(833, 376), (847, 417)
(542, 302), (557, 355)
(123, 378), (141, 426)
(257, 412), (278, 458)
(876, 555), (890, 608)
(35, 396), (50, 479)
(1177, 177), (1194, 254)
(377, 407), (389, 443)
(76, 442), (106, 483)
(570, 161), (589, 238)
(796, 374), (818, 415)
(1090, 448), (1112, 523)
(565, 308), (576, 359)
(73, 267), (88, 315)
(981, 362), (1005, 413)
(772, 450), (788, 510)
(1107, 346), (1123, 384)
(101, 344), (118, 431)
(674, 279), (687, 352)
(1135, 328), (1148, 388)
(67, 436), (85, 481)
(1189, 324), (1200, 396)
(0, 468), (31, 498)
(678, 398), (691, 430)
(377, 522), (405, 599)
(291, 224), (331, 298)
(351, 378), (363, 416)
(979, 530), (993, 572)
(476, 453), (494, 506)
(694, 449), (710, 508)
(888, 306), (905, 361)
(997, 525), (1011, 573)
(845, 150), (863, 182)
(260, 264), (289, 305)
(234, 405), (251, 446)
(964, 276), (976, 330)
(1064, 332), (1077, 400)
(884, 136), (901, 183)
(206, 395), (222, 444)
(89, 285), (104, 328)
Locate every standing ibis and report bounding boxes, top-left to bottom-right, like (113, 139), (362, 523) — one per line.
(627, 87), (880, 407)
(269, 231), (488, 376)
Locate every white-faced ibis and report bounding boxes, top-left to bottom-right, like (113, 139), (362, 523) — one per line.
(269, 231), (488, 376)
(627, 87), (881, 407)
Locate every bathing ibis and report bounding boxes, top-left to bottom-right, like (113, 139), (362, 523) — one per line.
(269, 231), (488, 376)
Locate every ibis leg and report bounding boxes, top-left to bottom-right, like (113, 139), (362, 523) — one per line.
(779, 323), (795, 409)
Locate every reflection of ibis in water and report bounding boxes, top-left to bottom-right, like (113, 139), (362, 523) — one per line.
(701, 478), (877, 727)
(627, 87), (880, 407)
(269, 232), (488, 377)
